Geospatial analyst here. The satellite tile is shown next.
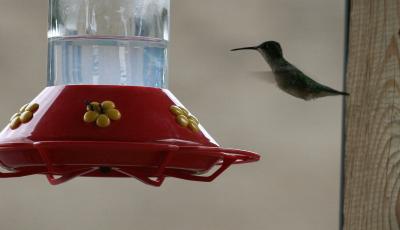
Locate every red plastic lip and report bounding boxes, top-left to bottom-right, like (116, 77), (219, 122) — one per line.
(0, 141), (260, 186)
(0, 86), (261, 186)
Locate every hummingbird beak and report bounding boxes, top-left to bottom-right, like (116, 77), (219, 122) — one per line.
(230, 46), (258, 51)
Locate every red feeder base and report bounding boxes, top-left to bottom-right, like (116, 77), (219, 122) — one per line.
(0, 85), (260, 186)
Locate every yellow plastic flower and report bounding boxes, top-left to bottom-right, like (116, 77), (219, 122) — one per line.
(9, 103), (39, 130)
(84, 100), (121, 128)
(169, 105), (200, 132)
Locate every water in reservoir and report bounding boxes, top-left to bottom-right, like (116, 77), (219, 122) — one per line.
(48, 36), (168, 88)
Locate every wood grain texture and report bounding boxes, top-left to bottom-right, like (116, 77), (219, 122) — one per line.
(344, 0), (400, 229)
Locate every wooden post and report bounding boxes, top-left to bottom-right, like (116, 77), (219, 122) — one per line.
(344, 0), (400, 229)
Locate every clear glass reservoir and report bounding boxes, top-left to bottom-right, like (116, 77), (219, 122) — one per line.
(48, 0), (169, 87)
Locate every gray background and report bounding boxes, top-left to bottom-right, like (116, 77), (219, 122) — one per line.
(0, 0), (344, 229)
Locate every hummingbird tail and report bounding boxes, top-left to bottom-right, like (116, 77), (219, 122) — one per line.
(317, 84), (350, 97)
(324, 87), (350, 96)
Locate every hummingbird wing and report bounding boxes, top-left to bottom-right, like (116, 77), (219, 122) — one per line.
(310, 83), (350, 98)
(273, 62), (348, 100)
(272, 63), (316, 100)
(250, 71), (276, 84)
(297, 71), (350, 98)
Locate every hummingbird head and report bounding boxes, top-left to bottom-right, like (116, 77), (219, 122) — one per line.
(257, 41), (283, 59)
(231, 41), (283, 61)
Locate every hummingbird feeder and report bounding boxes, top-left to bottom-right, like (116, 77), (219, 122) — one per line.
(0, 0), (260, 186)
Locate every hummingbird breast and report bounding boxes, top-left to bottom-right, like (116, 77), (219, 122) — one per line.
(273, 71), (314, 100)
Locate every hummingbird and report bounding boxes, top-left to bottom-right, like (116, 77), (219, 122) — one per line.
(231, 41), (349, 100)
